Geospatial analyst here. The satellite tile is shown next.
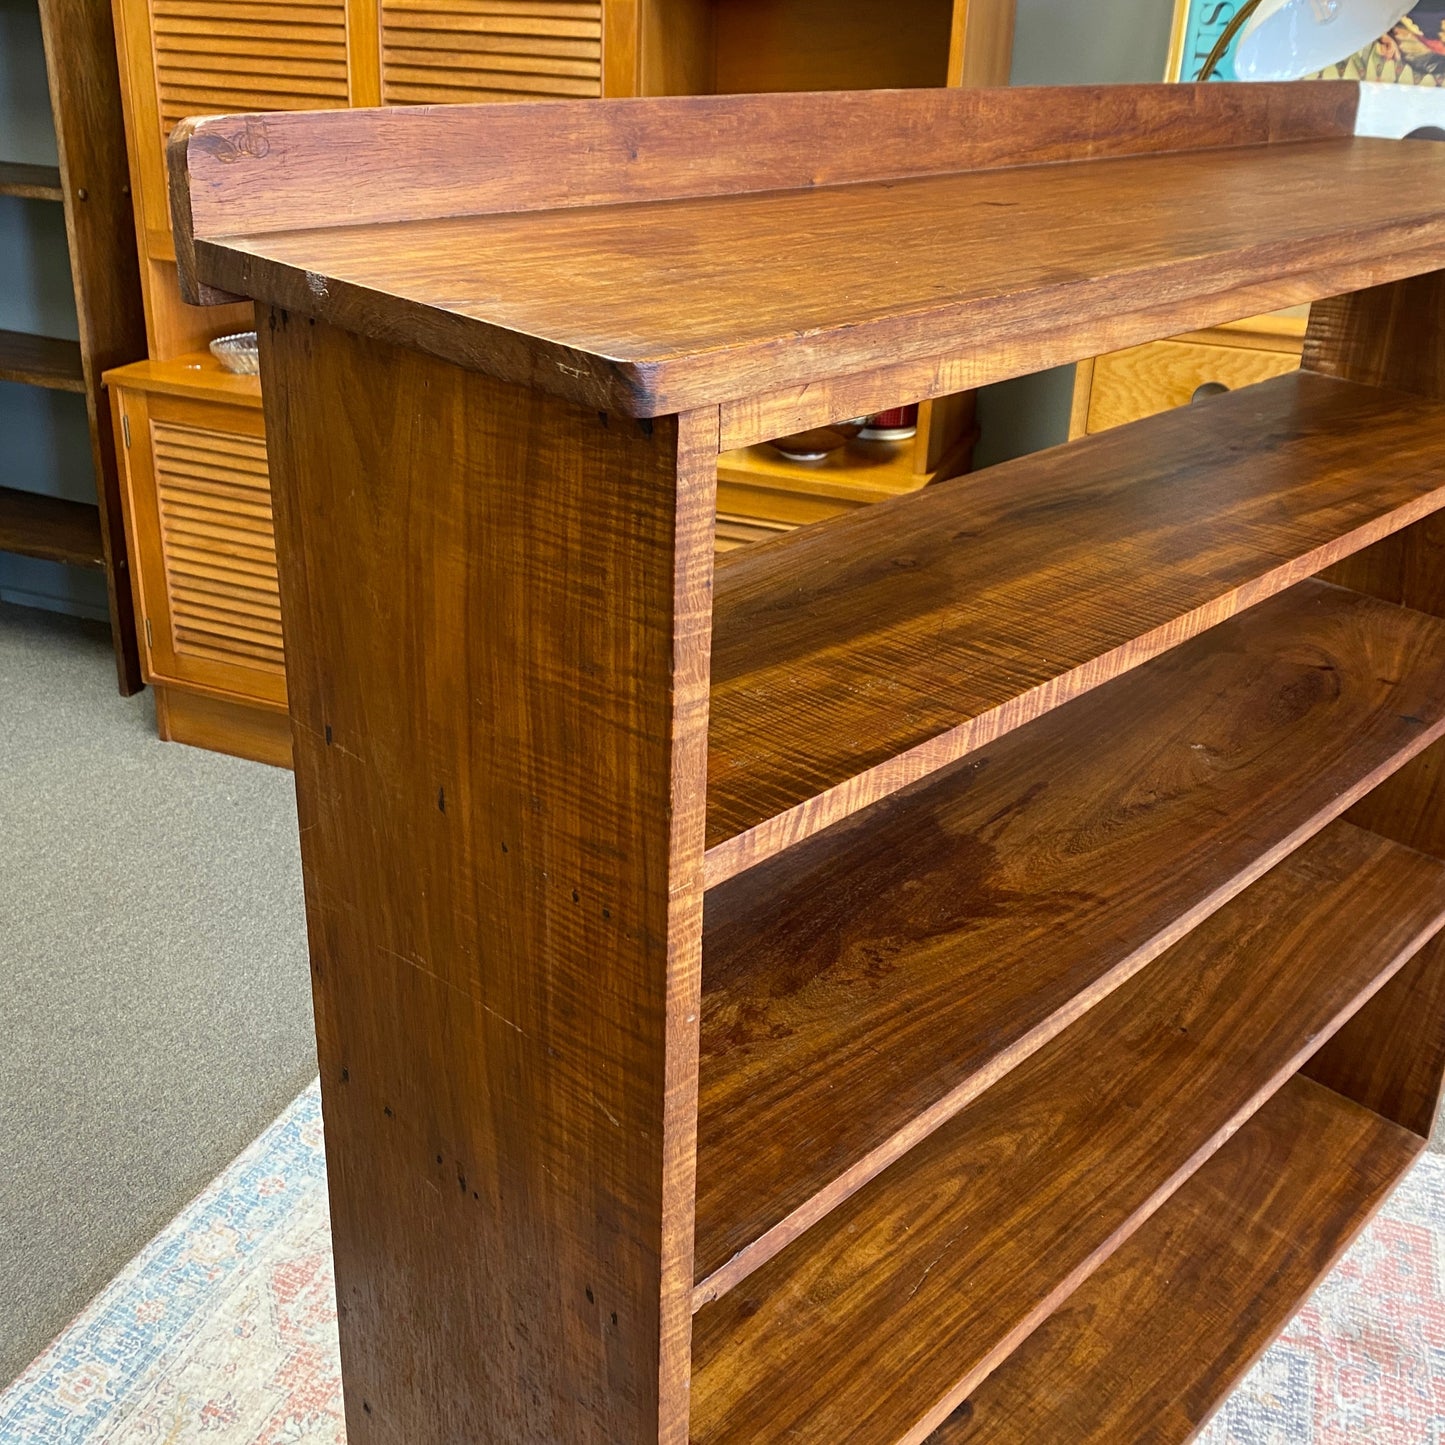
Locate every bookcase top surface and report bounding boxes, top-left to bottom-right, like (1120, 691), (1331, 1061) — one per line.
(170, 84), (1445, 416)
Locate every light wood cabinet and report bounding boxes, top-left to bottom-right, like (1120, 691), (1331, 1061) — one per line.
(107, 0), (1014, 763)
(1071, 312), (1308, 437)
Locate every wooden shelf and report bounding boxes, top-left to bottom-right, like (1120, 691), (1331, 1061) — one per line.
(102, 349), (262, 408)
(689, 818), (1445, 1444)
(0, 160), (63, 201)
(0, 484), (105, 568)
(172, 100), (1445, 419)
(694, 578), (1445, 1297)
(705, 371), (1445, 882)
(932, 1073), (1423, 1444)
(0, 327), (85, 393)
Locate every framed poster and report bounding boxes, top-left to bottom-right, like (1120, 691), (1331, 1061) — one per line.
(1167, 1), (1445, 83)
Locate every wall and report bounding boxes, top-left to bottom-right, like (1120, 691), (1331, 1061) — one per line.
(0, 0), (109, 620)
(973, 0), (1176, 468)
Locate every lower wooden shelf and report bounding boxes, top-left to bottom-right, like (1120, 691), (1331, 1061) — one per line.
(688, 819), (1445, 1444)
(0, 327), (85, 392)
(0, 483), (104, 568)
(694, 580), (1445, 1297)
(932, 1073), (1423, 1444)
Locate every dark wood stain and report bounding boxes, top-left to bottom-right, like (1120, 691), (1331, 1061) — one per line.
(694, 580), (1445, 1297)
(932, 1076), (1423, 1444)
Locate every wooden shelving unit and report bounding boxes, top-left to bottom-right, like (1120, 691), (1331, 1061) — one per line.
(0, 484), (104, 569)
(170, 82), (1445, 1444)
(0, 327), (85, 392)
(0, 0), (147, 692)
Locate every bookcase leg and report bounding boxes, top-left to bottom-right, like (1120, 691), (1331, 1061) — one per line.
(1301, 273), (1445, 1141)
(256, 310), (716, 1444)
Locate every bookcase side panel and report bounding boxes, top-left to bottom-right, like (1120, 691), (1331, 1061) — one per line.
(1304, 271), (1445, 1139)
(257, 310), (713, 1444)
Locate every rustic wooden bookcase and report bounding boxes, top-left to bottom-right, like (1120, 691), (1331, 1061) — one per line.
(171, 83), (1445, 1443)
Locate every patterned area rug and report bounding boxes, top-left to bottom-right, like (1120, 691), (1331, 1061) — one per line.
(3, 1083), (1444, 1444)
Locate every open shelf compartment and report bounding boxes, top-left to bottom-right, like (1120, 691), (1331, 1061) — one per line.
(689, 814), (1445, 1443)
(930, 1072), (1425, 1444)
(694, 579), (1445, 1300)
(704, 371), (1445, 882)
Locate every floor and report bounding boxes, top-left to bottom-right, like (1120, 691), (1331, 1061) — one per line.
(0, 603), (316, 1386)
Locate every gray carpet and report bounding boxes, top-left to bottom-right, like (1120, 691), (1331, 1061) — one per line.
(0, 602), (315, 1386)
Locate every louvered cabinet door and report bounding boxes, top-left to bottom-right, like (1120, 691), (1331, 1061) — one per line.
(115, 389), (287, 708)
(379, 0), (603, 103)
(116, 0), (357, 262)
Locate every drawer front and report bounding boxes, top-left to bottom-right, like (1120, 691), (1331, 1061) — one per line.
(1086, 339), (1301, 434)
(114, 388), (287, 708)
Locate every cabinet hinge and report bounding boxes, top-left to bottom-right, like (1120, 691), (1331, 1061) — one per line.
(144, 617), (153, 648)
(121, 414), (131, 448)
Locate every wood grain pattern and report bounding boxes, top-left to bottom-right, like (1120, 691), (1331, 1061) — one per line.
(171, 82), (1355, 248)
(1347, 738), (1445, 862)
(0, 484), (104, 568)
(1308, 276), (1445, 621)
(690, 818), (1445, 1445)
(694, 579), (1445, 1298)
(38, 0), (149, 692)
(1305, 935), (1445, 1140)
(0, 327), (85, 391)
(1082, 336), (1300, 435)
(1299, 270), (1445, 1148)
(713, 269), (1400, 451)
(259, 311), (714, 1445)
(169, 83), (1362, 380)
(177, 131), (1445, 416)
(152, 680), (292, 768)
(931, 1075), (1423, 1445)
(703, 372), (1445, 881)
(1305, 270), (1445, 399)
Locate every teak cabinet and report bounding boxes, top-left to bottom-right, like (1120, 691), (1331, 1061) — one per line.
(105, 0), (1013, 763)
(169, 81), (1445, 1443)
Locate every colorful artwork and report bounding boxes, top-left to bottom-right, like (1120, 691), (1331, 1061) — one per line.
(1171, 1), (1445, 84)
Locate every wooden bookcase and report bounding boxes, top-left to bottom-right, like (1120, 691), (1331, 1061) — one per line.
(0, 0), (146, 693)
(103, 0), (1012, 763)
(169, 82), (1445, 1443)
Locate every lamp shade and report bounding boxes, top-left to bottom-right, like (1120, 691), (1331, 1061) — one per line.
(1234, 0), (1415, 79)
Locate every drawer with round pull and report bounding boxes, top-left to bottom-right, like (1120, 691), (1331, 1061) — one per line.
(1085, 338), (1301, 434)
